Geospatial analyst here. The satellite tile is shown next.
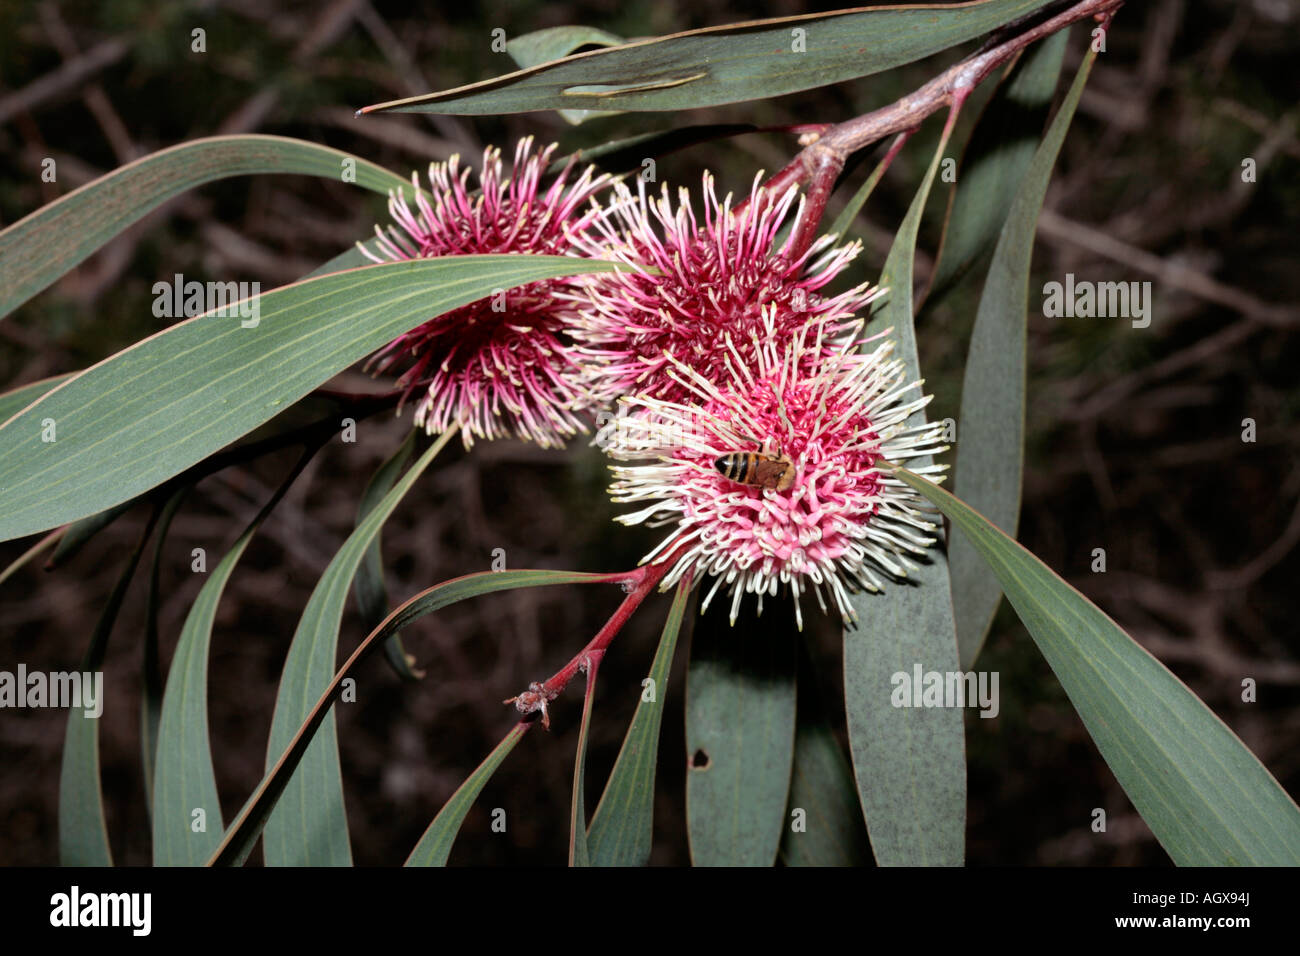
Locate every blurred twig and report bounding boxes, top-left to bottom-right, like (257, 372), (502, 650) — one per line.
(0, 38), (129, 126)
(1037, 208), (1300, 326)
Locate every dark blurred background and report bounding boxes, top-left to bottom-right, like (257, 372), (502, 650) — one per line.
(1, 0), (1297, 866)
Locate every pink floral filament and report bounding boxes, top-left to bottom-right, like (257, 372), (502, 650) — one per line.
(600, 313), (950, 628)
(563, 171), (885, 407)
(361, 137), (611, 448)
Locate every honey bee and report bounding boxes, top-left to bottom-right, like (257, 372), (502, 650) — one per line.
(714, 446), (796, 492)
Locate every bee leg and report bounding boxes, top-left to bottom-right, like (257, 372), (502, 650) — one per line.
(776, 396), (793, 435)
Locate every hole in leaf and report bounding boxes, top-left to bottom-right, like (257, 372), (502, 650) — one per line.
(691, 749), (710, 770)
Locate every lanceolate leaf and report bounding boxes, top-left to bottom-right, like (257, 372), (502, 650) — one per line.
(360, 1), (1067, 116)
(142, 488), (188, 818)
(151, 556), (230, 862)
(587, 580), (692, 866)
(686, 596), (797, 867)
(209, 569), (624, 866)
(851, 107), (966, 867)
(47, 500), (135, 569)
(0, 135), (412, 321)
(0, 255), (622, 543)
(924, 28), (1068, 306)
(405, 725), (529, 867)
(508, 26), (625, 67)
(950, 36), (1096, 670)
(0, 374), (75, 424)
(153, 452), (314, 866)
(825, 134), (907, 242)
(0, 529), (61, 589)
(59, 696), (115, 866)
(895, 468), (1300, 866)
(59, 514), (158, 866)
(354, 429), (424, 680)
(569, 654), (603, 867)
(779, 635), (871, 866)
(864, 103), (959, 352)
(844, 585), (966, 866)
(507, 26), (625, 125)
(263, 429), (455, 867)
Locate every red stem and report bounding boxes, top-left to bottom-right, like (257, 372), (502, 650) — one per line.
(782, 147), (844, 262)
(504, 556), (676, 728)
(751, 0), (1122, 237)
(877, 128), (914, 173)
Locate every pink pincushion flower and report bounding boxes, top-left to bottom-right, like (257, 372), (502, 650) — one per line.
(562, 172), (884, 407)
(600, 314), (949, 628)
(361, 137), (611, 447)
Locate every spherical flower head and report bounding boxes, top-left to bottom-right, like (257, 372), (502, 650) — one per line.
(563, 172), (885, 407)
(361, 137), (611, 448)
(601, 314), (950, 628)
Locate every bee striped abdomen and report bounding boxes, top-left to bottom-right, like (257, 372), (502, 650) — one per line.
(714, 451), (795, 492)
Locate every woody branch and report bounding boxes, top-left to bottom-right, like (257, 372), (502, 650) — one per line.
(773, 0), (1124, 259)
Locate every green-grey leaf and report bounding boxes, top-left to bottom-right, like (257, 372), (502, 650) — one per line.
(263, 429), (454, 866)
(210, 569), (624, 866)
(686, 597), (797, 867)
(405, 724), (529, 867)
(508, 26), (625, 67)
(950, 34), (1093, 670)
(59, 517), (155, 866)
(844, 584), (966, 866)
(354, 429), (424, 680)
(925, 29), (1068, 305)
(360, 1), (1068, 116)
(59, 715), (114, 867)
(0, 135), (412, 321)
(0, 529), (61, 589)
(0, 255), (622, 543)
(0, 374), (75, 424)
(153, 453), (310, 865)
(587, 580), (692, 866)
(152, 541), (243, 865)
(47, 499), (135, 569)
(896, 467), (1300, 866)
(569, 655), (602, 867)
(864, 110), (956, 349)
(142, 488), (188, 818)
(851, 106), (965, 868)
(779, 635), (870, 866)
(825, 135), (904, 242)
(508, 25), (625, 125)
